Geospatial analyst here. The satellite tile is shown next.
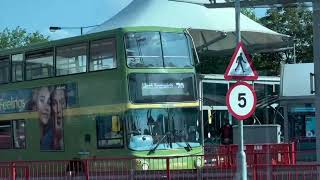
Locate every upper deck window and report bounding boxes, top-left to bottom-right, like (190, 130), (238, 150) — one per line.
(0, 56), (10, 84)
(26, 49), (54, 80)
(126, 32), (163, 67)
(125, 32), (193, 68)
(11, 54), (24, 82)
(162, 33), (193, 67)
(56, 43), (87, 76)
(90, 39), (116, 71)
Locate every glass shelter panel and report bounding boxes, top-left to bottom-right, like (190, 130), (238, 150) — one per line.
(11, 54), (24, 82)
(56, 43), (87, 76)
(203, 82), (228, 106)
(126, 108), (201, 151)
(287, 103), (315, 161)
(288, 104), (315, 139)
(254, 83), (276, 99)
(26, 49), (54, 80)
(90, 39), (116, 71)
(0, 56), (10, 84)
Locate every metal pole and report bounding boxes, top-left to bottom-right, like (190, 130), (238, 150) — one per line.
(80, 27), (83, 35)
(235, 0), (247, 179)
(312, 0), (320, 166)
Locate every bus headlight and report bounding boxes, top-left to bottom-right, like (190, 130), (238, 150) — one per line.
(194, 158), (202, 168)
(136, 159), (149, 170)
(142, 162), (149, 170)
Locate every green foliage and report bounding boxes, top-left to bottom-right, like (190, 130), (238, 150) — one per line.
(225, 0), (260, 22)
(241, 8), (260, 22)
(196, 54), (231, 74)
(260, 7), (313, 63)
(253, 52), (284, 76)
(0, 27), (49, 49)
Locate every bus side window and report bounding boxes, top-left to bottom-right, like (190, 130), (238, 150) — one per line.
(12, 120), (26, 149)
(96, 115), (123, 148)
(90, 38), (116, 71)
(0, 120), (26, 149)
(11, 54), (24, 82)
(0, 56), (10, 84)
(56, 43), (88, 76)
(25, 49), (54, 80)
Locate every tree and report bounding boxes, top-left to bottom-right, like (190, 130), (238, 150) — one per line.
(260, 7), (313, 63)
(241, 8), (260, 22)
(0, 27), (49, 49)
(196, 54), (231, 74)
(246, 7), (313, 75)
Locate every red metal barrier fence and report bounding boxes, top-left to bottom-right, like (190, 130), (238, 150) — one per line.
(1, 143), (319, 180)
(204, 143), (296, 166)
(1, 155), (319, 180)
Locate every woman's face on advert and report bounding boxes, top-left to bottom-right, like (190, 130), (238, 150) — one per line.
(52, 88), (66, 130)
(37, 87), (51, 125)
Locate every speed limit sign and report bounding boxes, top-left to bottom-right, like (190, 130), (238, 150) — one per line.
(226, 81), (257, 120)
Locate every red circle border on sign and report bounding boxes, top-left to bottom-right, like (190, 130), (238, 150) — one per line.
(226, 81), (257, 120)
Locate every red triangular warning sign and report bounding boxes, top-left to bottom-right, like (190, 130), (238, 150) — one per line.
(224, 42), (258, 80)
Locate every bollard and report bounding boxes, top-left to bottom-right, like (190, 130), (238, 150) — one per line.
(11, 162), (16, 180)
(166, 158), (170, 180)
(84, 160), (90, 180)
(25, 166), (30, 180)
(253, 154), (257, 180)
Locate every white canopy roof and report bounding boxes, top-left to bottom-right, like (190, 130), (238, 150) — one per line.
(89, 0), (291, 54)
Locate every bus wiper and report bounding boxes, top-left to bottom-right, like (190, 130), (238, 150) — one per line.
(180, 135), (192, 152)
(184, 141), (192, 152)
(148, 133), (168, 155)
(175, 130), (192, 152)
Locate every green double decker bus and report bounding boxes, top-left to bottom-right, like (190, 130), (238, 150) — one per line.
(0, 27), (203, 170)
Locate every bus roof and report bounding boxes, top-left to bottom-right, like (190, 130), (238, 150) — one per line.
(0, 28), (122, 56)
(0, 26), (187, 56)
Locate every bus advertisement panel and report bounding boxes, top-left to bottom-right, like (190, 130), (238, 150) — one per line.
(0, 83), (77, 150)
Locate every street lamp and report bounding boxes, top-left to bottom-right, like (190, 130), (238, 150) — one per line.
(49, 25), (99, 35)
(169, 0), (313, 8)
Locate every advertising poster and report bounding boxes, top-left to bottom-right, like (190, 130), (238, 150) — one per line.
(305, 116), (315, 137)
(0, 83), (77, 151)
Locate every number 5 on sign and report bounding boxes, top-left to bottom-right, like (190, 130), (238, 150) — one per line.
(226, 81), (257, 120)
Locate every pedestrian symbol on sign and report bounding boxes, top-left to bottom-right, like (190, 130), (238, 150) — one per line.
(224, 41), (258, 80)
(235, 53), (247, 73)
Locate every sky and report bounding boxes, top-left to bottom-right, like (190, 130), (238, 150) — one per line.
(0, 0), (133, 40)
(0, 0), (266, 40)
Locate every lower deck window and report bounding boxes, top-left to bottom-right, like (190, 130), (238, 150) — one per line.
(96, 116), (123, 148)
(0, 120), (26, 149)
